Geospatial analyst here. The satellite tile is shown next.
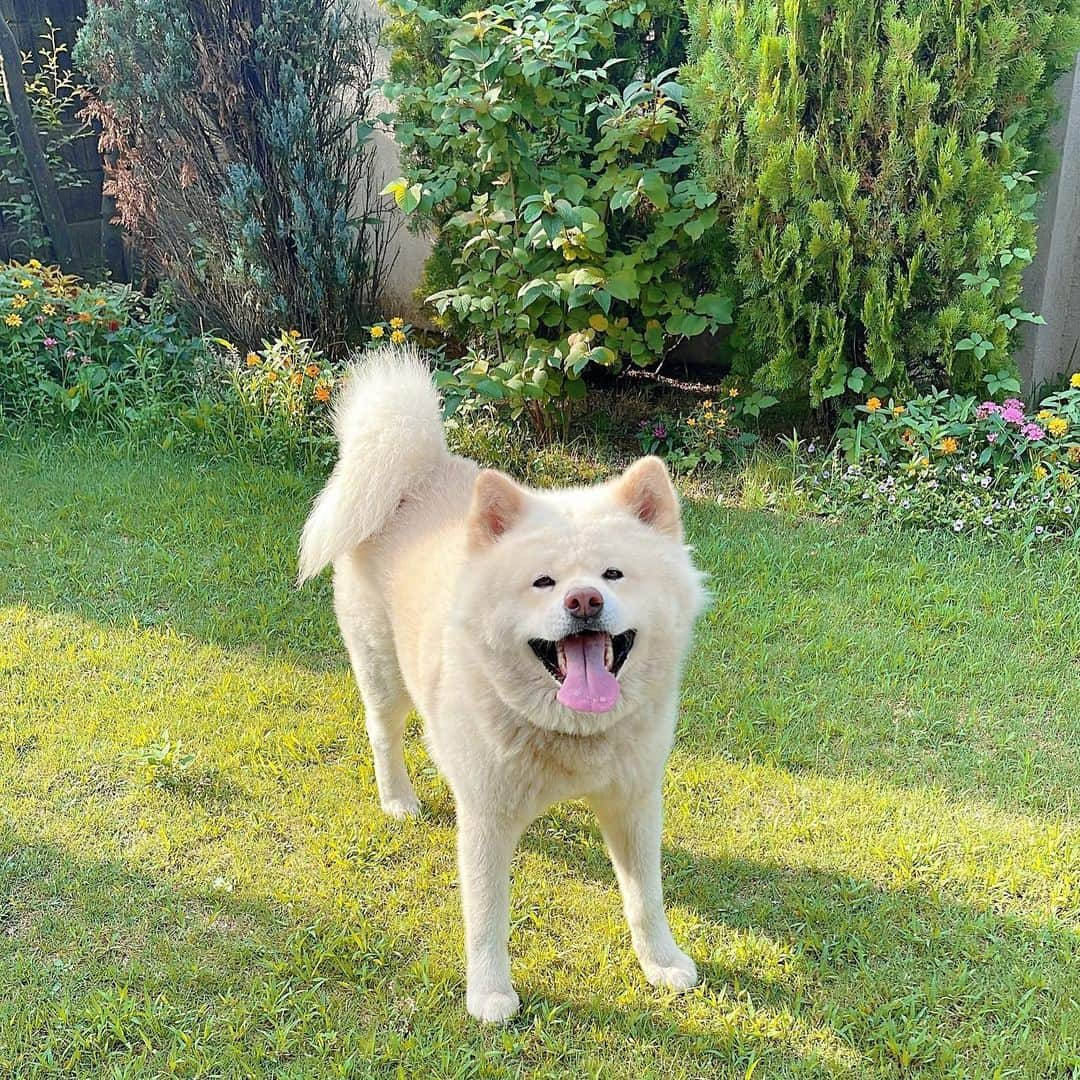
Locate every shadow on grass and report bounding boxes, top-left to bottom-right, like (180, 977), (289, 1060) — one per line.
(517, 812), (1080, 1076)
(3, 811), (1077, 1078)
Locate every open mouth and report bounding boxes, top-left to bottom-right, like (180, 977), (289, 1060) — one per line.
(528, 630), (636, 714)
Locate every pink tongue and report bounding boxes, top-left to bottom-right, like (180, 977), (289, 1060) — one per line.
(556, 633), (620, 713)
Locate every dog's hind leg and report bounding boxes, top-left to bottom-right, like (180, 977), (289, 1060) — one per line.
(334, 562), (419, 819)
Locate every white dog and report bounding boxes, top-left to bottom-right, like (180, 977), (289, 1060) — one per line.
(299, 347), (706, 1021)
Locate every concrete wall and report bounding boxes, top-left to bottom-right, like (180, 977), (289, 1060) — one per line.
(356, 0), (432, 322)
(1018, 55), (1080, 391)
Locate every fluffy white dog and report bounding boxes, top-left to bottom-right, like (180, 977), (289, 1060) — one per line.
(299, 347), (706, 1021)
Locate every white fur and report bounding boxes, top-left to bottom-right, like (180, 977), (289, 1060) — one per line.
(300, 348), (707, 1021)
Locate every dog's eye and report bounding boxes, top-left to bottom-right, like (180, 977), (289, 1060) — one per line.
(602, 568), (624, 581)
(532, 575), (555, 588)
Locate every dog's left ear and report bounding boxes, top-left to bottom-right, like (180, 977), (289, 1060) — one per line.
(611, 456), (683, 540)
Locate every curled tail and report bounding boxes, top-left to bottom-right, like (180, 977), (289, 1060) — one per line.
(297, 344), (447, 584)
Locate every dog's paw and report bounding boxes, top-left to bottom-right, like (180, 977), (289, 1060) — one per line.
(642, 950), (698, 992)
(466, 986), (520, 1023)
(381, 793), (421, 819)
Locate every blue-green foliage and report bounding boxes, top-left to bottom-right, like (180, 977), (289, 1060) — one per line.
(76, 0), (389, 351)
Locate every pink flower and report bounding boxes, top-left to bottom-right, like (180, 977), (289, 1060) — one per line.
(1021, 422), (1045, 441)
(653, 423), (667, 439)
(43, 337), (58, 348)
(986, 433), (998, 444)
(977, 401), (1002, 419)
(1001, 404), (1026, 424)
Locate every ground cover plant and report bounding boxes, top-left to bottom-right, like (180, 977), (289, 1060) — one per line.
(3, 431), (1080, 1076)
(807, 374), (1080, 540)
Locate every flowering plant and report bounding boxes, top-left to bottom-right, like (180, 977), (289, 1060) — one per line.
(810, 373), (1080, 539)
(635, 386), (773, 472)
(0, 260), (210, 423)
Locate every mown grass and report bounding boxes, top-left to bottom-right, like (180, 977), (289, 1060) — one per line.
(2, 430), (1080, 1078)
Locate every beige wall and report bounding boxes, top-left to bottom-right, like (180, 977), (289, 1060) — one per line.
(355, 0), (433, 322)
(1018, 55), (1080, 392)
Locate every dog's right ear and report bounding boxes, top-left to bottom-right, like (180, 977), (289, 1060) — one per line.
(468, 470), (526, 548)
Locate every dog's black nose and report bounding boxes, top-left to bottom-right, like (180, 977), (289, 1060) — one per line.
(564, 587), (603, 619)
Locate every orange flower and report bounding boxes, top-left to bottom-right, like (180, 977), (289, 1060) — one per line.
(290, 371), (303, 386)
(938, 437), (959, 455)
(305, 363), (320, 378)
(77, 311), (93, 323)
(246, 351), (260, 367)
(866, 397), (882, 412)
(266, 371), (278, 383)
(314, 384), (331, 403)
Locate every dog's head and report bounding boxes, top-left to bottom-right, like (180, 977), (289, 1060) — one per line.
(456, 457), (707, 733)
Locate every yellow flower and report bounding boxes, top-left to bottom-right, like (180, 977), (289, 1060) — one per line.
(246, 351), (260, 367)
(389, 317), (405, 329)
(287, 329), (301, 340)
(266, 371), (278, 383)
(1037, 409), (1053, 420)
(42, 303), (56, 316)
(11, 294), (27, 309)
(1033, 465), (1048, 481)
(314, 384), (331, 403)
(1060, 472), (1076, 490)
(702, 400), (713, 409)
(77, 311), (93, 323)
(686, 417), (696, 427)
(938, 437), (959, 455)
(290, 371), (304, 387)
(27, 259), (41, 269)
(892, 405), (906, 416)
(704, 411), (715, 420)
(370, 325), (385, 339)
(1071, 372), (1080, 389)
(304, 363), (320, 378)
(866, 397), (882, 412)
(18, 278), (32, 288)
(1048, 417), (1069, 437)
(728, 386), (740, 397)
(1069, 446), (1080, 464)
(390, 329), (406, 345)
(4, 313), (22, 327)
(94, 297), (107, 306)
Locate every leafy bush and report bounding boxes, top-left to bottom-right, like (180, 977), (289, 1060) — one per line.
(0, 260), (210, 426)
(0, 21), (86, 261)
(685, 0), (1080, 404)
(808, 376), (1080, 539)
(76, 0), (393, 353)
(384, 0), (733, 434)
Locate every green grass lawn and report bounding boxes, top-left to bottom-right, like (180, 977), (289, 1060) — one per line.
(3, 432), (1080, 1078)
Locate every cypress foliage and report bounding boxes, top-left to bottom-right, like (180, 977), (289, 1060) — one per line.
(685, 0), (1080, 402)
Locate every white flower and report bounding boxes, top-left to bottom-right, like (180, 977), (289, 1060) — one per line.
(983, 516), (993, 526)
(952, 519), (965, 531)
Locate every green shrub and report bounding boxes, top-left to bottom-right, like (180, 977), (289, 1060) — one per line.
(808, 376), (1080, 539)
(383, 0), (733, 435)
(0, 260), (210, 426)
(384, 0), (689, 308)
(685, 0), (1080, 404)
(76, 0), (393, 353)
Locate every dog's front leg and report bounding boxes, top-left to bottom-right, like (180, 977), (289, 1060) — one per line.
(456, 807), (524, 1022)
(590, 785), (698, 992)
